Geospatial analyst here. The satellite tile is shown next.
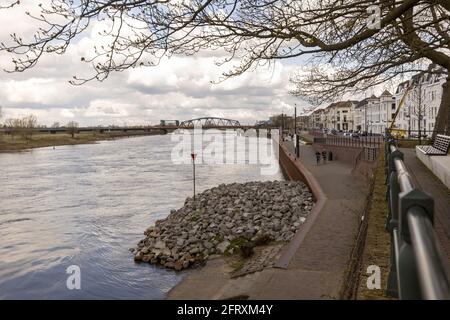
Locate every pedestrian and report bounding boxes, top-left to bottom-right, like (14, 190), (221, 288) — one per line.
(321, 149), (327, 164)
(315, 151), (321, 165)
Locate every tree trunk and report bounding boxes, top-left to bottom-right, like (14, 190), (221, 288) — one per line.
(433, 77), (450, 140)
(418, 117), (421, 144)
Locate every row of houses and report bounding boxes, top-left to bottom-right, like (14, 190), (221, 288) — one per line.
(297, 65), (447, 135)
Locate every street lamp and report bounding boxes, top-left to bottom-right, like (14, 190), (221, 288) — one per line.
(191, 152), (197, 200)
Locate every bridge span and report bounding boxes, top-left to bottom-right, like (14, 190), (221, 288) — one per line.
(0, 117), (276, 135)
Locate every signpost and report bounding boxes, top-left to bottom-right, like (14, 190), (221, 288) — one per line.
(191, 152), (196, 200)
(295, 105), (300, 158)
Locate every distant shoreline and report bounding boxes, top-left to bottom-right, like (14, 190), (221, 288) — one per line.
(0, 131), (164, 153)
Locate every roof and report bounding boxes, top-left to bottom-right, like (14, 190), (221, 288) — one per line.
(395, 64), (448, 93)
(326, 100), (358, 109)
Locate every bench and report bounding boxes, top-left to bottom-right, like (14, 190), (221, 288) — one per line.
(417, 134), (450, 156)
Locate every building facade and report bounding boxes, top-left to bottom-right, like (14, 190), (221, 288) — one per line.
(394, 66), (446, 135)
(299, 65), (447, 136)
(362, 90), (397, 134)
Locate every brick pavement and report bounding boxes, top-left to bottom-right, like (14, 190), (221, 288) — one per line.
(245, 143), (369, 299)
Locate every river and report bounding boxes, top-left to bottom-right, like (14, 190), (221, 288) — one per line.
(0, 133), (282, 299)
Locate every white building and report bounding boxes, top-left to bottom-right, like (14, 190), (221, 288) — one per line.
(354, 95), (379, 133)
(330, 101), (358, 131)
(394, 66), (447, 136)
(353, 91), (396, 134)
(307, 100), (367, 132)
(302, 65), (446, 134)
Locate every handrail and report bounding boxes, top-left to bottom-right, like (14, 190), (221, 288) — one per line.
(408, 207), (450, 299)
(385, 130), (450, 299)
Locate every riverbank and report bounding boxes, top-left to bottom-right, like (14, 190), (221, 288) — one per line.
(0, 131), (162, 152)
(167, 141), (369, 299)
(133, 181), (314, 271)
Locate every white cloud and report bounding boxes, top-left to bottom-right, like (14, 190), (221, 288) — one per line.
(60, 109), (75, 119)
(1, 78), (74, 105)
(0, 1), (309, 126)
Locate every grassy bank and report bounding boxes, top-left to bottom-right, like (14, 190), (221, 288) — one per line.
(0, 131), (159, 152)
(356, 148), (393, 299)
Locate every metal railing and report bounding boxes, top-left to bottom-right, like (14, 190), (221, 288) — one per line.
(353, 147), (379, 169)
(325, 134), (383, 148)
(312, 134), (383, 149)
(385, 135), (450, 299)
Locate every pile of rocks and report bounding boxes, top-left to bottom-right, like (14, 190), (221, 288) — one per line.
(133, 180), (313, 270)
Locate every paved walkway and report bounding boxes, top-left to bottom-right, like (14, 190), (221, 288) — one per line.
(400, 148), (450, 262)
(168, 142), (369, 300)
(244, 143), (368, 299)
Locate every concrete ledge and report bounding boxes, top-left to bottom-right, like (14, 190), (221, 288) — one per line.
(275, 143), (327, 269)
(415, 146), (450, 189)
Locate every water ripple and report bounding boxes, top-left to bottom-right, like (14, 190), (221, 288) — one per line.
(0, 134), (282, 299)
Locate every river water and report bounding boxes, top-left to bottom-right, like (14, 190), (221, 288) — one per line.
(0, 133), (282, 299)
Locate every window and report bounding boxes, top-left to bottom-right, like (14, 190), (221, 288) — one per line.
(391, 103), (396, 110)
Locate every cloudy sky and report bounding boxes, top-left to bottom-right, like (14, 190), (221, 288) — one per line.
(0, 1), (311, 127)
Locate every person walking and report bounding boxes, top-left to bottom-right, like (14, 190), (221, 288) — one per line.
(321, 149), (327, 164)
(315, 151), (321, 165)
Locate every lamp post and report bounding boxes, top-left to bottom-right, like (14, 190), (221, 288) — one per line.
(407, 103), (411, 138)
(191, 152), (196, 200)
(294, 104), (300, 158)
(364, 105), (368, 134)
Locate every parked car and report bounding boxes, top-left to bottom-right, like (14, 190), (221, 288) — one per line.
(351, 133), (360, 138)
(343, 132), (352, 137)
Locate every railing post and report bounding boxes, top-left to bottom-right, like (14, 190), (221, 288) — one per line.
(386, 143), (402, 186)
(396, 189), (434, 299)
(399, 189), (434, 246)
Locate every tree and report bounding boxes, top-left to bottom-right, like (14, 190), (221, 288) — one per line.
(0, 1), (449, 136)
(66, 121), (79, 138)
(4, 118), (16, 139)
(409, 82), (427, 143)
(23, 114), (37, 139)
(52, 122), (60, 128)
(4, 114), (37, 140)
